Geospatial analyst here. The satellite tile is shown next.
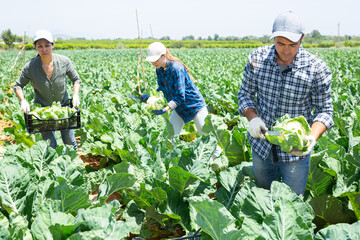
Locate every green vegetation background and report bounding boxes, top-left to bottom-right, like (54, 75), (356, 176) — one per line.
(2, 31), (360, 50)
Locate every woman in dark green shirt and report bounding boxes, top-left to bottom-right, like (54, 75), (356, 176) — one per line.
(14, 30), (81, 150)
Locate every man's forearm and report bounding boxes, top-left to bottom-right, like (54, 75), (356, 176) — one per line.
(243, 108), (258, 122)
(310, 121), (327, 140)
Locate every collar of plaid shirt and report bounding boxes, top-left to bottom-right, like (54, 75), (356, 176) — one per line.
(265, 45), (313, 70)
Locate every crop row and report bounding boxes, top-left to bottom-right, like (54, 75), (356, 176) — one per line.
(0, 48), (359, 239)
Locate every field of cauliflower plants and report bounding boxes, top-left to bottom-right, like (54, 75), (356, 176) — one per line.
(0, 48), (359, 239)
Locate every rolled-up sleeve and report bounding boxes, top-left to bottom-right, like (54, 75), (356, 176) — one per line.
(312, 63), (334, 129)
(14, 63), (31, 92)
(238, 60), (257, 116)
(168, 100), (177, 109)
(65, 59), (81, 85)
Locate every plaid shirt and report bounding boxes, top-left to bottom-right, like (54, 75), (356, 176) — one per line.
(156, 60), (206, 123)
(238, 45), (334, 162)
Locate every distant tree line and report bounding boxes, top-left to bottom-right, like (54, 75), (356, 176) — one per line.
(2, 28), (360, 50)
(0, 29), (33, 49)
(178, 34), (272, 44)
(178, 31), (360, 44)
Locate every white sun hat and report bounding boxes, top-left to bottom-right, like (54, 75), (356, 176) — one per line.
(270, 11), (304, 42)
(34, 30), (54, 43)
(145, 42), (166, 62)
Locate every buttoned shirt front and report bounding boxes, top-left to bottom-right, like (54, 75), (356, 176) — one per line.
(238, 45), (334, 162)
(14, 54), (81, 107)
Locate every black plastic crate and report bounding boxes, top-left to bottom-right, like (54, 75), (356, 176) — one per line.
(173, 229), (201, 240)
(131, 232), (201, 240)
(24, 99), (81, 134)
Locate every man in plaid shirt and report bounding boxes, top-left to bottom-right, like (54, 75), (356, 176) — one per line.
(237, 11), (334, 195)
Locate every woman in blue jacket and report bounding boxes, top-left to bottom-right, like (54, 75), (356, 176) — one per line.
(145, 42), (221, 159)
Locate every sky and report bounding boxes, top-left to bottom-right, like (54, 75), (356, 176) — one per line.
(1, 0), (360, 40)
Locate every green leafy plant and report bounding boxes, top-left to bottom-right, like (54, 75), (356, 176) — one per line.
(145, 96), (165, 111)
(266, 114), (312, 152)
(29, 102), (77, 120)
(1, 48), (360, 239)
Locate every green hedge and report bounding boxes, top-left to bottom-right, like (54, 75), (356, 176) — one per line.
(42, 39), (267, 49)
(3, 39), (359, 51)
(344, 41), (360, 47)
(317, 41), (336, 48)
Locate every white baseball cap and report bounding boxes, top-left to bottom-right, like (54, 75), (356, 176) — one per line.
(34, 30), (54, 43)
(270, 11), (304, 42)
(145, 42), (166, 62)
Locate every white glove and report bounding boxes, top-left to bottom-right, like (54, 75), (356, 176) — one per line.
(288, 135), (316, 156)
(72, 94), (80, 108)
(248, 117), (268, 140)
(20, 100), (30, 113)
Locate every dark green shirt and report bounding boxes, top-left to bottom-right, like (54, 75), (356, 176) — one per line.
(14, 54), (81, 106)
